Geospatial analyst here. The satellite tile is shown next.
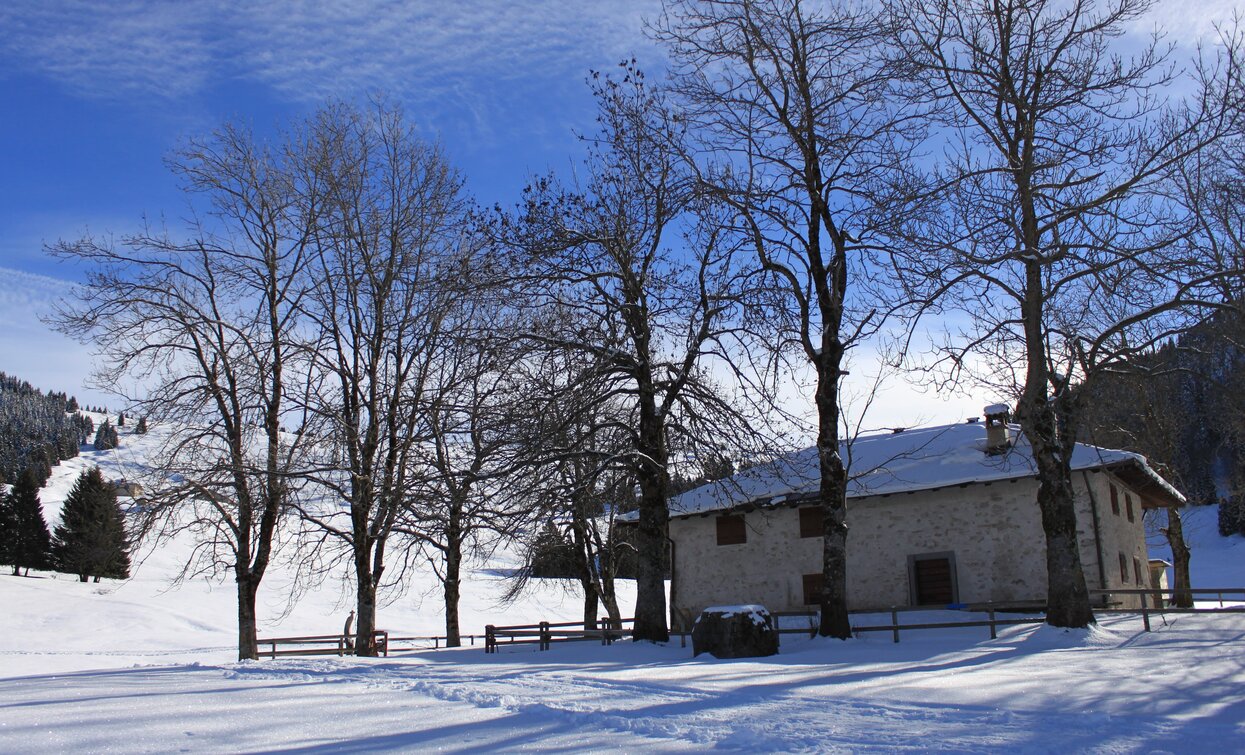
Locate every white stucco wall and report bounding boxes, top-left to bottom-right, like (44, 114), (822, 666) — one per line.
(670, 470), (1154, 629)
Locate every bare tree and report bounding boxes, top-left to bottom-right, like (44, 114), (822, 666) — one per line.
(50, 121), (317, 660)
(507, 349), (643, 630)
(889, 0), (1242, 626)
(397, 311), (533, 648)
(294, 101), (473, 655)
(502, 65), (759, 642)
(653, 0), (927, 638)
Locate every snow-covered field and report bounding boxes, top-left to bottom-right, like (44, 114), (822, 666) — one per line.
(3, 421), (1244, 752)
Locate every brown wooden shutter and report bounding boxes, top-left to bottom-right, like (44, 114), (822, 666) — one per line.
(1110, 484), (1120, 515)
(716, 514), (747, 545)
(798, 507), (822, 539)
(1119, 552), (1129, 583)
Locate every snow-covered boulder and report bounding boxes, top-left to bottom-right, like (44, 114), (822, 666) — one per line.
(691, 604), (778, 659)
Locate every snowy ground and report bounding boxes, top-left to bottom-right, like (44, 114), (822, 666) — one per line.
(2, 422), (1244, 752)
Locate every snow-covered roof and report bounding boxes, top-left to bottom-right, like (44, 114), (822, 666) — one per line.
(662, 421), (1184, 519)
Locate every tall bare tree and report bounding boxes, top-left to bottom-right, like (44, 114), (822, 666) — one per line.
(653, 0), (927, 637)
(503, 65), (758, 642)
(889, 0), (1242, 626)
(294, 101), (473, 655)
(51, 122), (317, 659)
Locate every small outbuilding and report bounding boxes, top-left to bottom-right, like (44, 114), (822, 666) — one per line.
(662, 409), (1184, 632)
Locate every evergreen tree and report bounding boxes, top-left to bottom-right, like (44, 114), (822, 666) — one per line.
(0, 487), (14, 568)
(5, 468), (52, 576)
(134, 416), (148, 435)
(52, 468), (131, 582)
(117, 412), (125, 427)
(93, 420), (119, 451)
(66, 396), (78, 413)
(1218, 496), (1245, 538)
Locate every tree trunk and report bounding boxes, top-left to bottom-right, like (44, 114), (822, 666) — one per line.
(582, 585), (600, 630)
(1035, 468), (1095, 626)
(572, 519), (600, 630)
(816, 347), (852, 639)
(601, 577), (622, 627)
(354, 549), (378, 656)
(1166, 507), (1193, 609)
(1017, 238), (1094, 628)
(78, 573), (87, 582)
(632, 376), (670, 643)
(237, 576), (260, 661)
(632, 479), (669, 642)
(1021, 397), (1095, 628)
(444, 539), (462, 648)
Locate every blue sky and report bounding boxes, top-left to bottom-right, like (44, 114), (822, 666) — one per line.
(0, 0), (1235, 418)
(0, 0), (660, 405)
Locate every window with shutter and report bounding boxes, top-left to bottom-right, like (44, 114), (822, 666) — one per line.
(798, 507), (822, 538)
(716, 514), (746, 545)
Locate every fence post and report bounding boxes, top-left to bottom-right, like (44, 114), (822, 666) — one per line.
(539, 621), (551, 651)
(1140, 590), (1151, 633)
(989, 608), (997, 640)
(338, 636), (344, 656)
(891, 608), (900, 644)
(485, 624), (495, 654)
(271, 640), (277, 658)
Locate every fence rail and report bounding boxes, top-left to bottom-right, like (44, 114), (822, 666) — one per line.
(257, 630), (390, 659)
(485, 618), (632, 653)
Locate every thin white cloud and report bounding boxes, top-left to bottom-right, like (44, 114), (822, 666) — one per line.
(0, 1), (660, 112)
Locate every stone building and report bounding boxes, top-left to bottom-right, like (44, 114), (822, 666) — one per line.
(664, 408), (1184, 631)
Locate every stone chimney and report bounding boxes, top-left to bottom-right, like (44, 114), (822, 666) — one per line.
(983, 403), (1012, 455)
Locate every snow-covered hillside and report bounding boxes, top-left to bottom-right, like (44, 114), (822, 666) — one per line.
(2, 422), (1244, 752)
(3, 417), (627, 675)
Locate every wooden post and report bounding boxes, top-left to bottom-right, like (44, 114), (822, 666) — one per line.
(1140, 590), (1151, 633)
(485, 624), (495, 654)
(891, 608), (900, 644)
(539, 621), (551, 651)
(988, 608), (997, 640)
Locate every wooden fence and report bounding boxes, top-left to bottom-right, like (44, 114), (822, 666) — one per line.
(261, 587), (1245, 659)
(256, 631), (489, 659)
(484, 618), (632, 653)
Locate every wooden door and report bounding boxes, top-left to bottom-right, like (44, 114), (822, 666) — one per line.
(912, 557), (954, 605)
